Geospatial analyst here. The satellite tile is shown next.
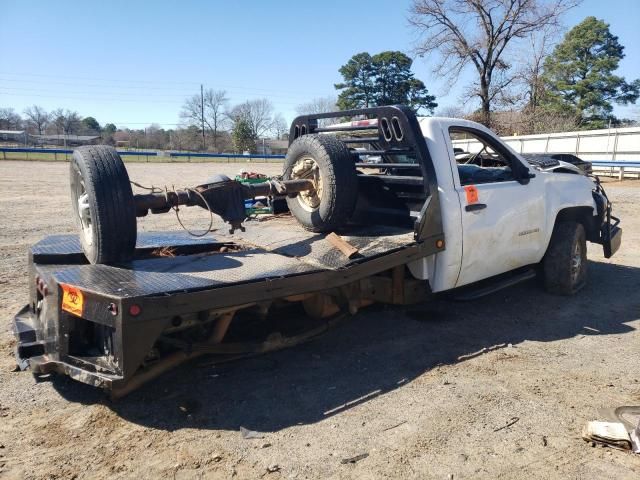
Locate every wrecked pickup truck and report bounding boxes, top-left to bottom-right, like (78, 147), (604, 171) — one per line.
(12, 105), (621, 398)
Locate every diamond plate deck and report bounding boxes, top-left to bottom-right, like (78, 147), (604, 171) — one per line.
(223, 215), (415, 270)
(32, 215), (417, 298)
(52, 249), (319, 297)
(31, 232), (226, 263)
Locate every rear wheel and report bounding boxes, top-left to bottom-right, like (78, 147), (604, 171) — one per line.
(542, 221), (587, 295)
(283, 134), (357, 232)
(70, 146), (136, 264)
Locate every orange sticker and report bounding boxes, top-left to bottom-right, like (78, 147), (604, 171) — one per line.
(61, 284), (84, 317)
(464, 185), (479, 204)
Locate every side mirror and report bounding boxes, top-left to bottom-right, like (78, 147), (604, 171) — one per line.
(518, 172), (535, 185)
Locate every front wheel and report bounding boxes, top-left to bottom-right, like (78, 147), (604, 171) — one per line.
(542, 221), (587, 295)
(70, 146), (137, 264)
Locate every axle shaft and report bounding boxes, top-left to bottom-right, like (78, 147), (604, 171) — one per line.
(134, 178), (315, 218)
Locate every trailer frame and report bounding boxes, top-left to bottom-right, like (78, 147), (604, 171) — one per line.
(13, 105), (446, 398)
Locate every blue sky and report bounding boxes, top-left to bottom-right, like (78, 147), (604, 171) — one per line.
(1, 0), (638, 130)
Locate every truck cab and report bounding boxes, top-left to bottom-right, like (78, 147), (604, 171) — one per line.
(410, 117), (611, 292)
(308, 108), (620, 295)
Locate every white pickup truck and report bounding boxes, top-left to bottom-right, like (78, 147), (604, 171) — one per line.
(12, 105), (621, 397)
(295, 106), (621, 295)
(397, 115), (619, 295)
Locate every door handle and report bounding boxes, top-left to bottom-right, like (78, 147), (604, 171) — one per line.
(465, 203), (487, 212)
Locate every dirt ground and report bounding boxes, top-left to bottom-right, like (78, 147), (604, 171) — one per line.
(0, 160), (639, 480)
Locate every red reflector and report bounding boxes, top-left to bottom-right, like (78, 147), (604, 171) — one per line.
(129, 304), (142, 317)
(352, 119), (375, 127)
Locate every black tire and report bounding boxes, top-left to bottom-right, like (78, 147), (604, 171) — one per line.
(283, 134), (357, 232)
(542, 221), (587, 295)
(69, 145), (137, 264)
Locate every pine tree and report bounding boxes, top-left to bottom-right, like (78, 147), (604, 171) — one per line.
(542, 16), (640, 129)
(232, 118), (256, 153)
(335, 51), (437, 113)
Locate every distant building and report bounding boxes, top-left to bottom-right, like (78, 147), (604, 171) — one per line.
(0, 130), (27, 146)
(255, 139), (288, 155)
(31, 134), (101, 147)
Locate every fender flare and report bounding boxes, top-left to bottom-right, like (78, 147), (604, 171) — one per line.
(548, 206), (600, 248)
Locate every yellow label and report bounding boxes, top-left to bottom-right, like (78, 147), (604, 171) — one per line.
(61, 284), (84, 317)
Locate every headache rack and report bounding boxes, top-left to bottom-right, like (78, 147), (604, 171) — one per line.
(289, 105), (443, 242)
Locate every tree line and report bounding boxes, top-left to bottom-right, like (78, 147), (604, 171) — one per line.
(0, 106), (114, 138)
(179, 94), (288, 152)
(0, 98), (288, 152)
(2, 4), (638, 148)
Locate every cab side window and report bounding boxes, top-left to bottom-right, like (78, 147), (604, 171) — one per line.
(449, 128), (518, 186)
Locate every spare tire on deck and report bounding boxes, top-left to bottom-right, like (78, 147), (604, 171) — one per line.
(69, 145), (137, 264)
(283, 134), (358, 232)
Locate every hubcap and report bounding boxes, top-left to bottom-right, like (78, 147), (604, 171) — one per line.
(290, 156), (322, 211)
(74, 169), (93, 246)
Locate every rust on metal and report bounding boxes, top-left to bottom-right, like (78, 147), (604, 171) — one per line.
(325, 232), (359, 259)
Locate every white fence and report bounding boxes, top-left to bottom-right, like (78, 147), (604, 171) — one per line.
(453, 126), (640, 177)
(498, 126), (640, 162)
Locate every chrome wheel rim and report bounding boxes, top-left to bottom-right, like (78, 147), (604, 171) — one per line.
(290, 156), (322, 212)
(74, 168), (94, 246)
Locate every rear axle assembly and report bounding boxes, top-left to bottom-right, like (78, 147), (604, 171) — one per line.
(133, 176), (315, 233)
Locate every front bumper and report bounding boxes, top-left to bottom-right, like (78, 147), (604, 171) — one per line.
(593, 180), (622, 259)
(602, 217), (622, 258)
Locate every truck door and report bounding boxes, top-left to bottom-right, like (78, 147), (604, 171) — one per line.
(448, 126), (545, 288)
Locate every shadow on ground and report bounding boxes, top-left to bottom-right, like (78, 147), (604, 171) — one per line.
(51, 260), (639, 432)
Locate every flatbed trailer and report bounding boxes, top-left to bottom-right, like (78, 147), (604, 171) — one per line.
(15, 219), (437, 398)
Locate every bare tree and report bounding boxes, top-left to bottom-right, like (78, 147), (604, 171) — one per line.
(0, 107), (22, 130)
(228, 99), (275, 138)
(435, 105), (468, 118)
(492, 25), (560, 112)
(144, 124), (169, 149)
(295, 96), (338, 116)
(50, 109), (81, 145)
(502, 26), (564, 133)
(171, 127), (204, 152)
(491, 108), (578, 134)
(23, 105), (50, 135)
(63, 111), (81, 135)
(295, 96), (339, 127)
(180, 89), (229, 151)
(271, 113), (288, 139)
(50, 108), (64, 135)
(521, 28), (557, 112)
(409, 0), (578, 127)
